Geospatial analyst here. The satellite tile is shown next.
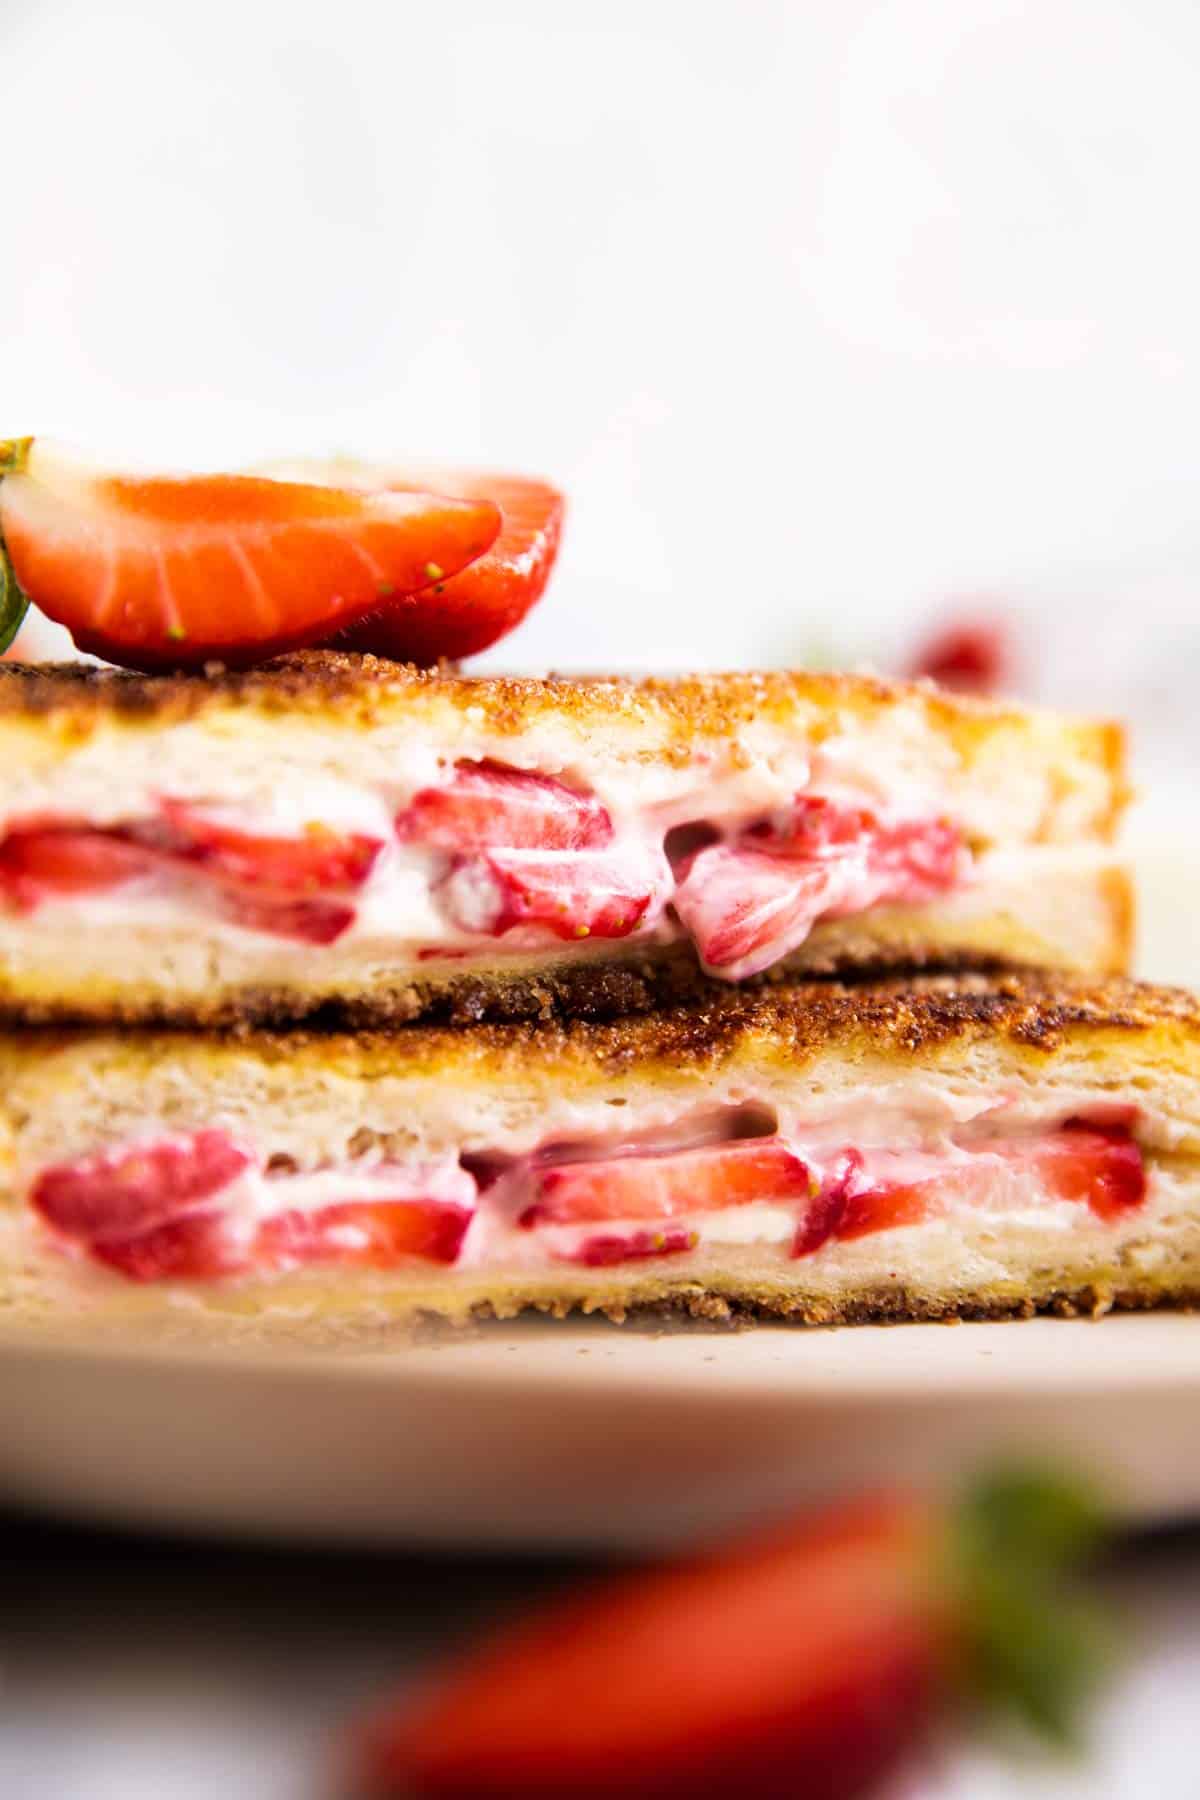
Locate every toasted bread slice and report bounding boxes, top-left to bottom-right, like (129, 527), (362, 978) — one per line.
(0, 655), (1128, 1025)
(1, 973), (1196, 1339)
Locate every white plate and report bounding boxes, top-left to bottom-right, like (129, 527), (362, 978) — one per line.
(2, 1311), (1198, 1547)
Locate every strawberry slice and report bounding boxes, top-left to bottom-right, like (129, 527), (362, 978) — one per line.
(793, 1152), (931, 1258)
(846, 816), (963, 906)
(792, 1127), (1146, 1258)
(439, 845), (666, 942)
(1031, 1122), (1147, 1221)
(217, 887), (358, 944)
(32, 1129), (252, 1246)
(265, 460), (565, 663)
(92, 1209), (249, 1281)
(566, 1226), (699, 1267)
(32, 1129), (477, 1281)
(672, 843), (843, 979)
(356, 1472), (1109, 1799)
(159, 800), (383, 891)
(0, 824), (158, 909)
(0, 439), (500, 672)
(523, 1138), (816, 1228)
(91, 1198), (474, 1282)
(396, 761), (612, 852)
(0, 815), (367, 942)
(673, 802), (963, 979)
(257, 1198), (473, 1270)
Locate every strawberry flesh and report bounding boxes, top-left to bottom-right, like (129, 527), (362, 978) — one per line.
(671, 843), (841, 979)
(1034, 1121), (1147, 1220)
(792, 1125), (1146, 1257)
(256, 1198), (473, 1270)
(397, 761), (612, 852)
(217, 887), (358, 944)
(0, 826), (158, 909)
(674, 800), (963, 979)
(32, 1130), (477, 1281)
(159, 799), (383, 890)
(0, 443), (503, 672)
(32, 1129), (252, 1245)
(567, 1226), (699, 1267)
(522, 1138), (816, 1227)
(93, 1209), (248, 1281)
(793, 1152), (932, 1258)
(439, 846), (664, 943)
(0, 803), (382, 944)
(328, 467), (565, 664)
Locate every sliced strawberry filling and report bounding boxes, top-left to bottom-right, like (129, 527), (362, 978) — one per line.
(31, 1130), (476, 1281)
(157, 800), (382, 890)
(568, 1227), (700, 1268)
(256, 1197), (472, 1269)
(398, 760), (665, 944)
(521, 1139), (819, 1227)
(0, 827), (161, 910)
(31, 1130), (253, 1245)
(396, 760), (613, 852)
(792, 1124), (1147, 1258)
(26, 1114), (1148, 1284)
(438, 845), (665, 942)
(673, 799), (964, 979)
(0, 805), (384, 944)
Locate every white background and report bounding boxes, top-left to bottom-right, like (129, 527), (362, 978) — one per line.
(4, 0), (1200, 715)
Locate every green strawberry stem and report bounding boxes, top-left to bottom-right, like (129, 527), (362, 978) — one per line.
(951, 1467), (1112, 1745)
(0, 436), (32, 653)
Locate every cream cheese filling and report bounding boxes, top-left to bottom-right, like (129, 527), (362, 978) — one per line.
(0, 755), (976, 961)
(24, 1095), (1147, 1281)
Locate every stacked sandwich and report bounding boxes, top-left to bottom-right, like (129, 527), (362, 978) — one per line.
(0, 440), (1196, 1337)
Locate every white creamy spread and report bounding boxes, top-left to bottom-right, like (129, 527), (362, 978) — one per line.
(3, 754), (962, 963)
(28, 1096), (1145, 1280)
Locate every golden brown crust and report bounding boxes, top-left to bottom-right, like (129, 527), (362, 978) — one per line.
(2, 971), (1196, 1083)
(0, 649), (1118, 765)
(0, 940), (1072, 1033)
(470, 1279), (1200, 1330)
(4, 1267), (1196, 1348)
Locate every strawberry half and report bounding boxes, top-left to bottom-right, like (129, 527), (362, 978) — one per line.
(0, 439), (501, 671)
(356, 1471), (1110, 1800)
(264, 459), (565, 663)
(396, 761), (612, 852)
(522, 1138), (816, 1227)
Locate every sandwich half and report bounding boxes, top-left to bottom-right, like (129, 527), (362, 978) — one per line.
(2, 974), (1197, 1337)
(0, 654), (1127, 1026)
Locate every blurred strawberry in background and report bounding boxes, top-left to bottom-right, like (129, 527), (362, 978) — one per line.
(906, 608), (1017, 698)
(354, 1469), (1110, 1800)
